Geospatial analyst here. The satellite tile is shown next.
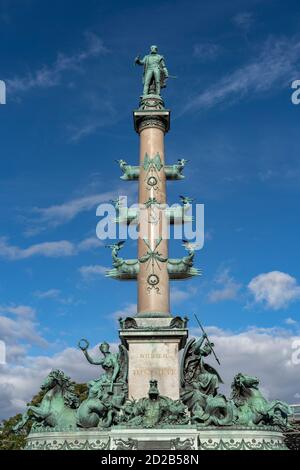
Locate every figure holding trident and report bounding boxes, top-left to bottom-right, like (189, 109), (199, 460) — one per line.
(135, 45), (169, 96)
(181, 315), (222, 396)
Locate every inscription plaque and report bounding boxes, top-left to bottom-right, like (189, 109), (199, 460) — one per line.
(137, 440), (171, 450)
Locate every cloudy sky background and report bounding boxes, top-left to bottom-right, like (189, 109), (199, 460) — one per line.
(0, 0), (300, 419)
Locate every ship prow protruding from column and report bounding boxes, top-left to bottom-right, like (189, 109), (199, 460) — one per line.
(105, 240), (202, 281)
(117, 158), (188, 181)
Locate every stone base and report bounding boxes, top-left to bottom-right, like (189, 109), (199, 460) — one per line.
(25, 426), (288, 450)
(25, 429), (110, 450)
(197, 426), (288, 450)
(110, 426), (198, 450)
(120, 317), (188, 400)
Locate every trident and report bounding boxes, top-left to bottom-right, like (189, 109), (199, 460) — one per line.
(194, 314), (221, 365)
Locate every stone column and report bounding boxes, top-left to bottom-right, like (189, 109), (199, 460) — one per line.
(134, 98), (171, 318)
(120, 97), (187, 400)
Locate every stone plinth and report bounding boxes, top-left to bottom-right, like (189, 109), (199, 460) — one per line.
(111, 426), (198, 450)
(120, 317), (187, 400)
(25, 429), (110, 450)
(25, 426), (288, 450)
(197, 426), (288, 450)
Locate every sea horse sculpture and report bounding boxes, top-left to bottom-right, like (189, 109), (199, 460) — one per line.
(13, 370), (79, 431)
(230, 373), (293, 429)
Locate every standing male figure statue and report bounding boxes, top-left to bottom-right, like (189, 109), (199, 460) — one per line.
(135, 45), (169, 96)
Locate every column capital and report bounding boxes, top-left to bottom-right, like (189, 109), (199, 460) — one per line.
(133, 95), (170, 134)
(133, 110), (170, 134)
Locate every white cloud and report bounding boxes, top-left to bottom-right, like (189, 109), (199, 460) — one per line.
(208, 268), (241, 303)
(0, 237), (75, 260)
(248, 271), (300, 310)
(68, 111), (117, 142)
(0, 348), (89, 418)
(7, 32), (108, 94)
(0, 341), (119, 419)
(0, 304), (35, 317)
(0, 305), (47, 350)
(232, 12), (254, 32)
(285, 318), (298, 325)
(79, 264), (107, 279)
(193, 43), (222, 61)
(22, 185), (137, 235)
(171, 286), (197, 304)
(190, 326), (300, 403)
(34, 289), (61, 300)
(184, 36), (300, 112)
(34, 194), (108, 225)
(69, 121), (102, 142)
(33, 289), (78, 307)
(32, 191), (117, 228)
(0, 235), (102, 261)
(78, 236), (102, 251)
(110, 303), (137, 320)
(1, 326), (299, 420)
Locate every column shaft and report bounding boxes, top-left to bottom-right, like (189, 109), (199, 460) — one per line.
(137, 126), (170, 317)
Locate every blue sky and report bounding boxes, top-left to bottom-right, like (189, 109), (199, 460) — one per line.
(0, 0), (300, 418)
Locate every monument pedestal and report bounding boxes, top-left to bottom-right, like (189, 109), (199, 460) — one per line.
(25, 426), (288, 451)
(119, 316), (187, 400)
(110, 426), (197, 450)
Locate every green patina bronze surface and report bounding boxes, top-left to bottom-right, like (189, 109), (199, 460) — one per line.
(14, 340), (129, 433)
(12, 329), (293, 438)
(13, 370), (80, 432)
(180, 334), (234, 426)
(135, 45), (169, 97)
(117, 380), (189, 428)
(198, 438), (288, 451)
(25, 438), (110, 451)
(230, 373), (293, 429)
(117, 158), (188, 181)
(118, 316), (188, 330)
(111, 196), (193, 225)
(180, 329), (293, 429)
(77, 340), (128, 428)
(105, 240), (201, 280)
(111, 197), (138, 225)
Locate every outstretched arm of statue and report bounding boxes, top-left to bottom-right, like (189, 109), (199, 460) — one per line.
(82, 349), (103, 365)
(79, 340), (103, 365)
(135, 55), (145, 65)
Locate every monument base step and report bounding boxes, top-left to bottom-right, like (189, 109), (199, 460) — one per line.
(25, 426), (288, 450)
